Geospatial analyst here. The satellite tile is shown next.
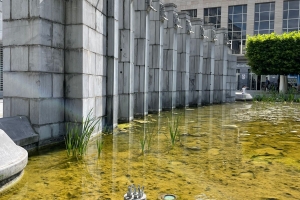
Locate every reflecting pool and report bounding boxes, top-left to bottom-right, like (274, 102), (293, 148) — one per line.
(1, 102), (300, 199)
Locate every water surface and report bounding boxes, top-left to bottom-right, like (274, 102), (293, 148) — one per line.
(1, 102), (300, 199)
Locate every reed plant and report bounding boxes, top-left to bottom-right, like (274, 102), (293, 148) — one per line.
(140, 135), (147, 154)
(139, 125), (157, 154)
(168, 117), (180, 146)
(65, 110), (101, 160)
(96, 135), (104, 159)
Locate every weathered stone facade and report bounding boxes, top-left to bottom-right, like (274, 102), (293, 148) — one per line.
(3, 0), (236, 146)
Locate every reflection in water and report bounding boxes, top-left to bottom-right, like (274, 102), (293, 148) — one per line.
(1, 102), (300, 199)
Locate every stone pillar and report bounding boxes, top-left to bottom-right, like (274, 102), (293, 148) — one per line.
(226, 54), (237, 102)
(134, 0), (151, 116)
(162, 3), (178, 110)
(214, 28), (227, 104)
(148, 0), (166, 113)
(118, 0), (135, 122)
(65, 0), (107, 131)
(106, 0), (119, 128)
(215, 28), (229, 103)
(189, 18), (204, 107)
(176, 12), (190, 108)
(3, 0), (65, 145)
(202, 24), (215, 105)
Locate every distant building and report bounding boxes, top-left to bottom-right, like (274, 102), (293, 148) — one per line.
(163, 0), (300, 90)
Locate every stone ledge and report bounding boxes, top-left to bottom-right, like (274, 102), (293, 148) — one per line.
(0, 130), (28, 192)
(0, 116), (38, 147)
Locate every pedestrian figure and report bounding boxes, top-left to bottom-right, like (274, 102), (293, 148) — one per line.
(242, 85), (247, 94)
(266, 77), (270, 91)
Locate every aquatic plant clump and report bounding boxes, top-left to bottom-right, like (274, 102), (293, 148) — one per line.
(96, 136), (104, 159)
(253, 89), (300, 102)
(65, 110), (101, 159)
(168, 117), (180, 146)
(139, 125), (158, 154)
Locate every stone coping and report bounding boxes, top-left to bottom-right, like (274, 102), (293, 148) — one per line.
(0, 129), (28, 191)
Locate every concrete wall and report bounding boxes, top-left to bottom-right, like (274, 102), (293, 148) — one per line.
(3, 0), (237, 147)
(3, 0), (66, 145)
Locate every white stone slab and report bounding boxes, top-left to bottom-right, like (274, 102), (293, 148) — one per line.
(0, 129), (28, 185)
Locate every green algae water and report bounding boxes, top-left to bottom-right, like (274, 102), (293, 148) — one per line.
(1, 102), (300, 200)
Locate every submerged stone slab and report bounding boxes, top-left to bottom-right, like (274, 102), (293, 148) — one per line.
(235, 92), (253, 101)
(0, 129), (28, 188)
(0, 116), (38, 147)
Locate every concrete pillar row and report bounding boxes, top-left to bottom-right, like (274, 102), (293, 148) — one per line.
(162, 3), (178, 110)
(3, 0), (239, 147)
(118, 0), (135, 122)
(189, 18), (204, 107)
(176, 12), (191, 108)
(148, 0), (166, 113)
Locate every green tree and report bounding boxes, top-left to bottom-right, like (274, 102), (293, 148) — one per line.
(246, 31), (300, 93)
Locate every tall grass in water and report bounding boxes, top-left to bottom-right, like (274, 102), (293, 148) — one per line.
(168, 117), (180, 146)
(96, 135), (104, 159)
(139, 126), (157, 154)
(65, 110), (101, 160)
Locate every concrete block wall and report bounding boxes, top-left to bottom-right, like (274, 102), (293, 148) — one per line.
(162, 3), (178, 110)
(148, 0), (165, 113)
(3, 0), (66, 145)
(134, 0), (150, 116)
(65, 0), (108, 132)
(189, 18), (204, 107)
(118, 0), (135, 122)
(176, 12), (190, 108)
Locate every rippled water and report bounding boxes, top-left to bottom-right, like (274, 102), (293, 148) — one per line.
(1, 102), (300, 200)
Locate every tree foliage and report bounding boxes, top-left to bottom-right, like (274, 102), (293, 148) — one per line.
(246, 31), (300, 75)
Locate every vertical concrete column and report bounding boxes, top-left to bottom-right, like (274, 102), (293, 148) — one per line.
(214, 28), (228, 104)
(3, 0), (65, 145)
(65, 0), (107, 131)
(162, 3), (178, 110)
(134, 0), (151, 116)
(118, 0), (135, 122)
(203, 24), (216, 105)
(216, 28), (229, 103)
(107, 0), (119, 128)
(189, 18), (204, 107)
(148, 0), (166, 113)
(226, 54), (237, 102)
(176, 12), (190, 108)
